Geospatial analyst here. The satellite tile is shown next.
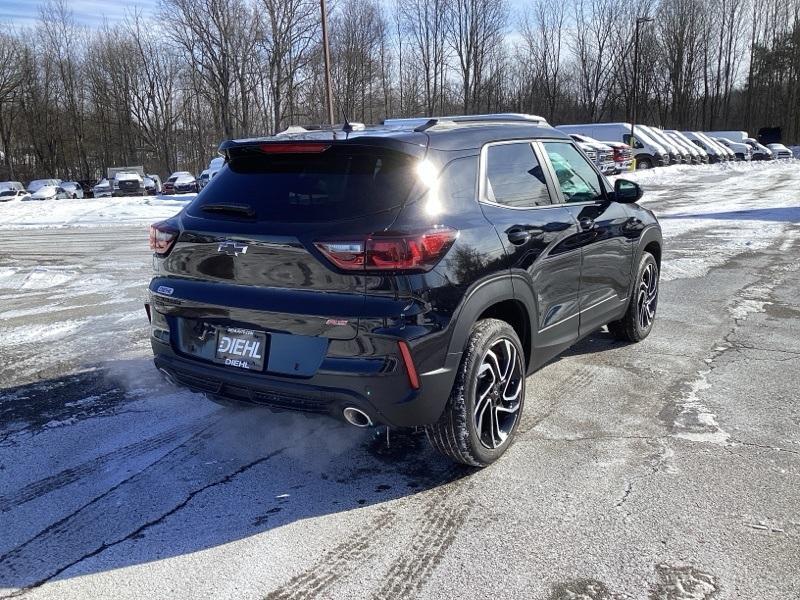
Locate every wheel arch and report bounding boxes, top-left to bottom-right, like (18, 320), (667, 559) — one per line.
(445, 274), (536, 373)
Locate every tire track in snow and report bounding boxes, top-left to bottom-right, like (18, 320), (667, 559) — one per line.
(0, 421), (204, 512)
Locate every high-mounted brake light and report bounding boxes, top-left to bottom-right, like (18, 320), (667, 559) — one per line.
(314, 228), (458, 272)
(149, 222), (178, 255)
(259, 143), (330, 154)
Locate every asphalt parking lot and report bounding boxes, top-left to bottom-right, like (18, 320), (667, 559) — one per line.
(1, 162), (798, 599)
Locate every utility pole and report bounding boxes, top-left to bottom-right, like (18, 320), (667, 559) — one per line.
(320, 0), (335, 127)
(631, 16), (654, 165)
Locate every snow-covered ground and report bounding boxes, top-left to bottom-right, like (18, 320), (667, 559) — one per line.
(0, 194), (195, 230)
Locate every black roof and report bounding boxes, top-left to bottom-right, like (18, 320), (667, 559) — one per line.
(219, 114), (570, 156)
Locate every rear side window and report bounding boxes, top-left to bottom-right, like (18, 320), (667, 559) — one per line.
(484, 142), (551, 208)
(189, 145), (419, 223)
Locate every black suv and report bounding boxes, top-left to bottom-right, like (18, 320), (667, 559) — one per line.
(147, 114), (662, 467)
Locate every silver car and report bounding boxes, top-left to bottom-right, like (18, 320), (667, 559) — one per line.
(60, 181), (84, 199)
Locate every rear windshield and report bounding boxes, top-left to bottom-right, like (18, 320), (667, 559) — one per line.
(187, 145), (419, 223)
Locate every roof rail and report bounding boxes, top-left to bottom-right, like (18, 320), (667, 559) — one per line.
(384, 113), (548, 131)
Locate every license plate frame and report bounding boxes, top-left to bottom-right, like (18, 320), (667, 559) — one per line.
(214, 327), (268, 371)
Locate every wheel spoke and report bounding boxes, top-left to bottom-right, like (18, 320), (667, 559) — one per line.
(491, 406), (506, 448)
(485, 349), (502, 381)
(500, 340), (516, 381)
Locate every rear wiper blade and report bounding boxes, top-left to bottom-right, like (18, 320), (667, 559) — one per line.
(201, 203), (256, 218)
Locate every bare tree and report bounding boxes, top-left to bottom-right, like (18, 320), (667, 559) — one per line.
(0, 31), (24, 178)
(446, 0), (506, 114)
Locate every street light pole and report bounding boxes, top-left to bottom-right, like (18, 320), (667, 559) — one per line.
(631, 16), (654, 166)
(320, 0), (335, 127)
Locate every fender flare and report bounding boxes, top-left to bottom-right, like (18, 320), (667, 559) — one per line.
(444, 273), (539, 369)
(628, 225), (663, 297)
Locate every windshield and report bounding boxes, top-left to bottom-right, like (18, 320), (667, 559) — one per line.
(188, 144), (419, 223)
(0, 190), (16, 197)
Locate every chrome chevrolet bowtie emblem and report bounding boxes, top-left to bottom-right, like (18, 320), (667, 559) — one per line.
(217, 241), (249, 256)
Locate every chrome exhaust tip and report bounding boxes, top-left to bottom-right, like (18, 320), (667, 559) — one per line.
(158, 368), (177, 386)
(343, 407), (373, 428)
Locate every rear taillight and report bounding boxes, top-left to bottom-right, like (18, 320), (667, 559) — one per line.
(149, 222), (178, 255)
(315, 227), (458, 272)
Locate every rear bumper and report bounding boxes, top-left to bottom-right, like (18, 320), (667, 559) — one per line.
(151, 332), (458, 428)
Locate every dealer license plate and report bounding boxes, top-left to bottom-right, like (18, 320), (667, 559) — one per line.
(214, 327), (267, 371)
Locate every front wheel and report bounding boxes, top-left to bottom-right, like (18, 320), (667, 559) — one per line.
(637, 157), (653, 170)
(608, 251), (659, 342)
(425, 319), (525, 467)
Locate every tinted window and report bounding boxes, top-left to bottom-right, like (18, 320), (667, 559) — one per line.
(189, 145), (419, 223)
(484, 142), (551, 208)
(542, 142), (604, 203)
(438, 156), (477, 209)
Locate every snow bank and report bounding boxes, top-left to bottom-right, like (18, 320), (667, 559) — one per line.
(0, 194), (195, 230)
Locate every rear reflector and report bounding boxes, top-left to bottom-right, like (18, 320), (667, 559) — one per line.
(259, 143), (330, 154)
(398, 341), (420, 390)
(315, 227), (457, 272)
(149, 222), (178, 255)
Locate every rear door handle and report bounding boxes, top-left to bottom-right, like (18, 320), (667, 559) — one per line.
(578, 217), (595, 231)
(507, 227), (541, 245)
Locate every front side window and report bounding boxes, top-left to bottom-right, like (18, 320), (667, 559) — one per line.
(623, 134), (644, 149)
(542, 142), (605, 204)
(484, 142), (551, 208)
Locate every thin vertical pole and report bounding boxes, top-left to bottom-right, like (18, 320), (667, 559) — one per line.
(631, 18), (641, 153)
(320, 0), (335, 126)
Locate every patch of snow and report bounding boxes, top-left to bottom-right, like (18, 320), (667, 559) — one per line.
(0, 319), (88, 346)
(671, 371), (730, 445)
(0, 195), (192, 230)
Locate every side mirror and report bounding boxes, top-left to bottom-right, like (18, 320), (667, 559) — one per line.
(614, 179), (643, 203)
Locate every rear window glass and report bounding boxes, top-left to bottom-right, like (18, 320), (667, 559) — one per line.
(188, 145), (420, 223)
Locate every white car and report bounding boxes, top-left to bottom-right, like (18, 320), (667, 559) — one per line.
(713, 137), (752, 161)
(0, 188), (30, 202)
(567, 134), (617, 174)
(28, 185), (69, 201)
(767, 143), (793, 159)
(743, 138), (773, 161)
(664, 131), (707, 164)
(60, 181), (84, 199)
(27, 178), (61, 194)
(208, 156), (224, 179)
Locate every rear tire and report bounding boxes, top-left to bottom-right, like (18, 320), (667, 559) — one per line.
(425, 319), (525, 467)
(608, 251), (659, 342)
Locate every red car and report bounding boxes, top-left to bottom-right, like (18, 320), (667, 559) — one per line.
(162, 177), (175, 195)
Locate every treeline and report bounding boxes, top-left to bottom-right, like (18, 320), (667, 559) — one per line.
(0, 0), (798, 181)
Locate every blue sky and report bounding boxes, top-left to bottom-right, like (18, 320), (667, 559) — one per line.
(0, 0), (160, 27)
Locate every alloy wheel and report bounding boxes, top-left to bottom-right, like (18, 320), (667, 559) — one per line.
(636, 262), (659, 331)
(473, 338), (523, 449)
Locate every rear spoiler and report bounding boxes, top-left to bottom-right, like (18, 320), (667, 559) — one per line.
(218, 135), (427, 160)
